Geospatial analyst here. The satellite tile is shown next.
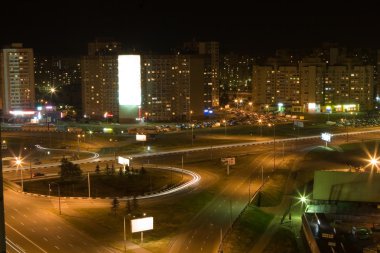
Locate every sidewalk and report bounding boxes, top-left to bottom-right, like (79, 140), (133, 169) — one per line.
(248, 156), (306, 253)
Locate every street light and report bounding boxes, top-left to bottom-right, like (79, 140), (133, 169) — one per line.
(258, 119), (263, 136)
(77, 134), (85, 151)
(367, 156), (379, 173)
(88, 130), (93, 142)
(49, 182), (61, 215)
(49, 86), (56, 105)
(268, 123), (276, 171)
(191, 124), (195, 146)
(15, 157), (23, 192)
(222, 119), (227, 136)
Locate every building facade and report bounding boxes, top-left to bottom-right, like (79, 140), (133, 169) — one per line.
(183, 41), (220, 108)
(141, 54), (204, 121)
(0, 43), (35, 116)
(252, 56), (375, 112)
(81, 40), (122, 119)
(220, 54), (254, 105)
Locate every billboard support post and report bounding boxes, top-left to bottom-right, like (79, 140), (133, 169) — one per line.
(124, 216), (127, 252)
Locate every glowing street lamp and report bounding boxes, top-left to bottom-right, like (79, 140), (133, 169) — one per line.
(77, 134), (85, 151)
(191, 124), (195, 146)
(49, 87), (57, 105)
(367, 156), (379, 173)
(258, 119), (263, 136)
(189, 110), (193, 122)
(15, 157), (23, 192)
(268, 123), (276, 171)
(222, 119), (227, 136)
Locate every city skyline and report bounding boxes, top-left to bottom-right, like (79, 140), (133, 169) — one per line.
(2, 0), (379, 56)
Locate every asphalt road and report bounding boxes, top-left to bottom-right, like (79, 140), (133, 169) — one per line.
(3, 129), (380, 252)
(4, 187), (119, 253)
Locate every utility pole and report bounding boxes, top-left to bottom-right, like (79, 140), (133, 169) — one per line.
(181, 155), (184, 180)
(88, 172), (91, 198)
(124, 216), (127, 252)
(273, 124), (276, 172)
(0, 128), (7, 252)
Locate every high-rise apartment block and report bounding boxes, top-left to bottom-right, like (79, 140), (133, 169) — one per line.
(220, 54), (255, 104)
(183, 41), (220, 108)
(252, 48), (375, 112)
(0, 43), (35, 116)
(34, 56), (81, 106)
(81, 40), (122, 119)
(141, 54), (204, 121)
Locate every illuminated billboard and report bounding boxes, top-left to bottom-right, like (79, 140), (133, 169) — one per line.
(118, 55), (141, 106)
(131, 217), (154, 233)
(118, 156), (130, 166)
(136, 134), (147, 141)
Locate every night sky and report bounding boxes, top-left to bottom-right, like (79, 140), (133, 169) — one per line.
(1, 0), (379, 56)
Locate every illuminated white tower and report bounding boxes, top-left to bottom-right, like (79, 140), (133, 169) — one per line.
(118, 55), (141, 122)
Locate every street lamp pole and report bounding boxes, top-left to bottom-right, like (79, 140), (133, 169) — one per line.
(50, 182), (61, 215)
(77, 134), (80, 151)
(191, 124), (194, 146)
(123, 216), (127, 252)
(0, 127), (7, 253)
(88, 172), (91, 198)
(16, 158), (23, 192)
(268, 124), (276, 171)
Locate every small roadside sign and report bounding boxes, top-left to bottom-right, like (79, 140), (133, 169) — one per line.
(221, 157), (235, 165)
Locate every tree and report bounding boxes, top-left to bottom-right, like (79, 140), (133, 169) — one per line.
(111, 198), (120, 215)
(133, 195), (139, 211)
(140, 166), (146, 176)
(59, 158), (82, 181)
(126, 199), (132, 214)
(111, 163), (115, 175)
(105, 163), (110, 175)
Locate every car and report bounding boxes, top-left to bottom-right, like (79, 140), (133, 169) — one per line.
(32, 172), (45, 177)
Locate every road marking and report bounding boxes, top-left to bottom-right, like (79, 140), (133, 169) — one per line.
(68, 243), (73, 248)
(54, 245), (60, 250)
(57, 235), (61, 239)
(44, 227), (48, 231)
(11, 216), (15, 220)
(43, 237), (48, 242)
(20, 222), (24, 226)
(6, 222), (48, 253)
(31, 228), (35, 232)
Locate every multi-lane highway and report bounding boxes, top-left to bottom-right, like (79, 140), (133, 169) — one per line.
(2, 128), (380, 252)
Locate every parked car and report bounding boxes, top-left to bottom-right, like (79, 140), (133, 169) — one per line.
(32, 172), (45, 177)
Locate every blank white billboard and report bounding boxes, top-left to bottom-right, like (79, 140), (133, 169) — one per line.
(131, 217), (154, 233)
(136, 134), (147, 141)
(117, 156), (130, 166)
(118, 55), (141, 106)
